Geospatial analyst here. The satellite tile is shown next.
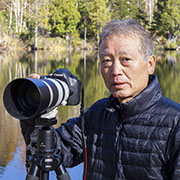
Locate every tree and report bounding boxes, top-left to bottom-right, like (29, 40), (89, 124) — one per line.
(152, 0), (180, 43)
(77, 0), (95, 46)
(145, 0), (157, 24)
(109, 0), (148, 27)
(6, 0), (26, 33)
(86, 0), (111, 44)
(49, 0), (80, 38)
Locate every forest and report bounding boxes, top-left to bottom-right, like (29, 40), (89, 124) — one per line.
(0, 0), (180, 51)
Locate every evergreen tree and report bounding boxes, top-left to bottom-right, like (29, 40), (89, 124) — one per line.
(49, 0), (80, 38)
(86, 0), (111, 43)
(152, 0), (180, 43)
(109, 0), (148, 27)
(77, 0), (95, 40)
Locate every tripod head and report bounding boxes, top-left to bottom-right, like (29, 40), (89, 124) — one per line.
(26, 116), (71, 180)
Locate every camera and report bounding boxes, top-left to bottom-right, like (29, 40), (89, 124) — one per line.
(3, 68), (81, 120)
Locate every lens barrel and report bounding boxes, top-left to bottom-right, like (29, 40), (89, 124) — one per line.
(3, 78), (69, 120)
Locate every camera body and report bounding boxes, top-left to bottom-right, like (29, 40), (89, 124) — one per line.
(47, 68), (81, 106)
(3, 68), (81, 120)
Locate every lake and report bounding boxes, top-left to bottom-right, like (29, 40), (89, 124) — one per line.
(0, 49), (180, 180)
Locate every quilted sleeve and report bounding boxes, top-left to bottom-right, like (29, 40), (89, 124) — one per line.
(168, 119), (180, 180)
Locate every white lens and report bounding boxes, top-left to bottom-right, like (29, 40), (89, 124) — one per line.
(56, 79), (69, 106)
(42, 80), (54, 108)
(47, 78), (69, 107)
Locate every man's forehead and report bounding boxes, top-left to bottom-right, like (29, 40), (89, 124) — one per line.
(99, 49), (131, 56)
(99, 34), (141, 56)
(103, 32), (140, 41)
(100, 33), (140, 46)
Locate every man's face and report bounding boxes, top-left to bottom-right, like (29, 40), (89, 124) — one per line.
(99, 34), (156, 103)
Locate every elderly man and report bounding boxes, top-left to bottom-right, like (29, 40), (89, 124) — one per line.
(21, 19), (180, 180)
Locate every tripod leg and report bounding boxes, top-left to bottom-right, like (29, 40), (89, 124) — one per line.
(40, 171), (49, 180)
(26, 164), (40, 180)
(55, 164), (71, 180)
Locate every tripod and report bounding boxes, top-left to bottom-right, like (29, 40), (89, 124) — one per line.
(25, 117), (71, 180)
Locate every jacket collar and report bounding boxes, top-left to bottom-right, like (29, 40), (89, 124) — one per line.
(106, 75), (162, 118)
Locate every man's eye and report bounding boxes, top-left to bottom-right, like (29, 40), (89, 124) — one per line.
(103, 59), (111, 63)
(121, 57), (132, 64)
(102, 59), (112, 67)
(123, 57), (131, 61)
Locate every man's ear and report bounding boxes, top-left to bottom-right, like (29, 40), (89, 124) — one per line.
(147, 55), (156, 74)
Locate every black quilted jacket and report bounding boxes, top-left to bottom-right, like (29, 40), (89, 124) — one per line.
(21, 75), (180, 180)
(56, 75), (180, 180)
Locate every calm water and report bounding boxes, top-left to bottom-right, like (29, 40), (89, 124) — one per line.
(0, 49), (180, 180)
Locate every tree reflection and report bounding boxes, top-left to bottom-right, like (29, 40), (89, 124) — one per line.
(1, 49), (180, 179)
(155, 51), (180, 103)
(0, 86), (25, 173)
(0, 50), (107, 176)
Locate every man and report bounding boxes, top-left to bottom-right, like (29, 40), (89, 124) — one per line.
(21, 19), (180, 179)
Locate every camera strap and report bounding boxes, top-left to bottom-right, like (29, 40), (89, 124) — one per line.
(80, 85), (87, 180)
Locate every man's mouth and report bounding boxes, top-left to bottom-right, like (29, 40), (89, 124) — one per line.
(112, 82), (126, 89)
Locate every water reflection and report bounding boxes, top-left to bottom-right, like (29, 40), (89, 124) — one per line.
(0, 49), (180, 179)
(0, 49), (106, 179)
(155, 50), (180, 103)
(0, 85), (26, 179)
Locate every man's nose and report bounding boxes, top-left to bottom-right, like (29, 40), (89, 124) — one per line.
(111, 60), (123, 76)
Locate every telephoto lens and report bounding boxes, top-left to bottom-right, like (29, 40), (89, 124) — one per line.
(3, 69), (81, 120)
